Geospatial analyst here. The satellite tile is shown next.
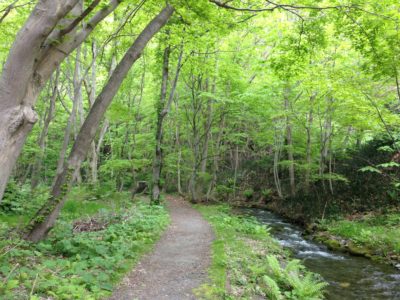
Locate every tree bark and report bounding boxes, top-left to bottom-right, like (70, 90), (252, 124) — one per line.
(0, 0), (121, 202)
(72, 45), (84, 183)
(187, 75), (204, 203)
(174, 97), (183, 195)
(233, 144), (239, 198)
(31, 68), (60, 189)
(207, 112), (225, 200)
(284, 90), (295, 197)
(24, 5), (175, 242)
(200, 79), (214, 173)
(151, 45), (170, 204)
(54, 54), (83, 184)
(273, 124), (283, 198)
(319, 96), (333, 192)
(89, 41), (98, 183)
(305, 93), (315, 193)
(151, 43), (183, 204)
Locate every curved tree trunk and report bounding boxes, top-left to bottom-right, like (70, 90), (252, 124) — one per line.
(24, 5), (175, 242)
(0, 0), (122, 202)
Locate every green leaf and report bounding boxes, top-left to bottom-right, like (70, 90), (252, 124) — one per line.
(358, 166), (382, 174)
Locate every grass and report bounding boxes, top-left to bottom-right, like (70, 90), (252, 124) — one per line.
(195, 204), (327, 300)
(0, 191), (170, 299)
(0, 199), (110, 230)
(0, 184), (136, 227)
(0, 215), (29, 227)
(321, 212), (400, 256)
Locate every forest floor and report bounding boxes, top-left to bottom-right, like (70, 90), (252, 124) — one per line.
(109, 195), (214, 300)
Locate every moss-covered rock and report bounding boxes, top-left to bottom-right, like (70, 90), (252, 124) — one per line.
(325, 238), (342, 251)
(347, 242), (371, 257)
(305, 223), (318, 234)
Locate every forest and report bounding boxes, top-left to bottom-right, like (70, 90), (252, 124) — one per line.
(1, 0), (400, 299)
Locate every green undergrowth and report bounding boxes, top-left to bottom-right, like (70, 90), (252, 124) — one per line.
(0, 192), (169, 299)
(195, 205), (327, 300)
(319, 212), (400, 257)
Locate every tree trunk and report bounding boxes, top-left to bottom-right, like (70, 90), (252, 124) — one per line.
(328, 141), (334, 195)
(200, 79), (214, 173)
(233, 144), (239, 198)
(0, 0), (121, 202)
(151, 45), (170, 204)
(151, 43), (183, 204)
(54, 54), (83, 184)
(189, 117), (201, 203)
(273, 125), (283, 198)
(174, 98), (183, 195)
(31, 68), (60, 189)
(319, 96), (333, 192)
(72, 45), (83, 183)
(89, 41), (98, 183)
(284, 91), (295, 197)
(130, 60), (146, 185)
(207, 113), (225, 200)
(305, 93), (315, 193)
(24, 5), (175, 242)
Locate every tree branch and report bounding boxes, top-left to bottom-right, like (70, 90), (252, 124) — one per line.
(59, 0), (101, 36)
(0, 0), (34, 23)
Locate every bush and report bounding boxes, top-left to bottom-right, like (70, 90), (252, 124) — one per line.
(215, 185), (234, 200)
(0, 180), (34, 214)
(243, 188), (254, 200)
(0, 201), (169, 299)
(261, 188), (272, 198)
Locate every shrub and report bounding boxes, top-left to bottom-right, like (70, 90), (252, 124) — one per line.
(0, 200), (169, 299)
(261, 188), (272, 198)
(243, 188), (254, 200)
(215, 185), (234, 200)
(0, 180), (30, 214)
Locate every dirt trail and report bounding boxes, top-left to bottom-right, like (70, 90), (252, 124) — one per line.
(110, 196), (214, 300)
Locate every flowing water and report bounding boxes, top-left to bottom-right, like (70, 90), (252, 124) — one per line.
(240, 208), (400, 300)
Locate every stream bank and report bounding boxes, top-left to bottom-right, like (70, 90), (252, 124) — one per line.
(233, 199), (400, 268)
(241, 208), (400, 300)
(196, 204), (327, 299)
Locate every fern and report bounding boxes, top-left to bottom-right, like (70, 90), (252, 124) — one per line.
(284, 259), (303, 274)
(287, 272), (328, 300)
(266, 255), (283, 280)
(263, 275), (283, 300)
(266, 255), (327, 300)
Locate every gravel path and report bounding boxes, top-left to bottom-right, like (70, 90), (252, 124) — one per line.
(109, 196), (214, 300)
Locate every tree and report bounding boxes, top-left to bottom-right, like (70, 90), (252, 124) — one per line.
(24, 5), (175, 242)
(151, 41), (184, 204)
(0, 0), (123, 202)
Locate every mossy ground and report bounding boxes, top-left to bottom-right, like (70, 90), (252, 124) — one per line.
(318, 211), (400, 260)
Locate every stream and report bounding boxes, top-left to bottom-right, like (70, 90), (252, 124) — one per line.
(240, 208), (400, 300)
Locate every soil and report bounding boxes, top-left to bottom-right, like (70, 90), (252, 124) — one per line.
(109, 195), (214, 300)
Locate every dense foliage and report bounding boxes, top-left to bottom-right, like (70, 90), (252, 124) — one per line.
(1, 0), (399, 218)
(0, 193), (169, 299)
(1, 0), (400, 298)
